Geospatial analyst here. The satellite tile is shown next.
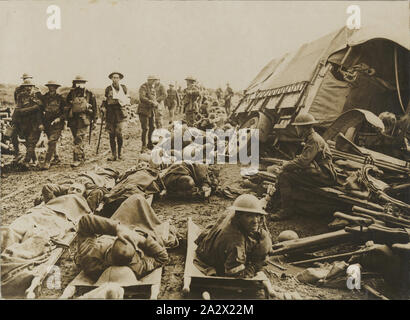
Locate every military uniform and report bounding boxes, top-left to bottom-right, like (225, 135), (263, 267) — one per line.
(41, 182), (106, 213)
(13, 86), (44, 163)
(154, 82), (166, 129)
(183, 84), (201, 126)
(195, 210), (271, 277)
(278, 128), (337, 212)
(76, 213), (168, 281)
(65, 87), (97, 163)
(138, 82), (157, 149)
(216, 88), (223, 100)
(104, 84), (129, 159)
(224, 85), (234, 114)
(41, 90), (65, 165)
(12, 84), (40, 160)
(165, 87), (180, 124)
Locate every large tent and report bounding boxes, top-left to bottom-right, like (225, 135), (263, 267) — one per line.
(232, 24), (409, 132)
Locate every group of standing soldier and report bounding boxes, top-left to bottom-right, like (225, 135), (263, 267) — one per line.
(10, 72), (235, 168)
(12, 73), (97, 169)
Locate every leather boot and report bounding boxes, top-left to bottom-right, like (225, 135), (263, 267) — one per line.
(108, 136), (117, 161)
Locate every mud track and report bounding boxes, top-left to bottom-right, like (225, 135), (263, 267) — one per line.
(1, 115), (368, 300)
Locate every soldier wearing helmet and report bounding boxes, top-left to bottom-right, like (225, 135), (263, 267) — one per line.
(271, 113), (337, 221)
(195, 194), (272, 278)
(138, 75), (159, 152)
(223, 83), (234, 115)
(65, 75), (97, 167)
(11, 74), (40, 162)
(102, 72), (130, 161)
(39, 80), (66, 169)
(75, 194), (169, 282)
(165, 83), (180, 124)
(12, 79), (44, 165)
(183, 76), (201, 127)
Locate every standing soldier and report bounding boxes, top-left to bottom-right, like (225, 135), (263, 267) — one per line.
(39, 81), (65, 170)
(101, 72), (130, 161)
(154, 77), (166, 129)
(65, 76), (97, 167)
(224, 83), (234, 115)
(177, 86), (183, 114)
(12, 79), (44, 165)
(182, 76), (201, 127)
(215, 87), (223, 101)
(11, 73), (37, 162)
(138, 76), (158, 152)
(165, 84), (180, 124)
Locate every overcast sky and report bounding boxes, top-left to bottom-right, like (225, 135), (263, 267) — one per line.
(0, 0), (408, 90)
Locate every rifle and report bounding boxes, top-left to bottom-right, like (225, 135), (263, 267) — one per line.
(96, 107), (104, 154)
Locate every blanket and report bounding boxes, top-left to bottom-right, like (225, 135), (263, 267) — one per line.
(104, 169), (162, 207)
(111, 194), (178, 249)
(1, 194), (90, 297)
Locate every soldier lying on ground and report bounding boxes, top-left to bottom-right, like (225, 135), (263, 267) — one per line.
(37, 182), (105, 213)
(161, 161), (213, 199)
(75, 195), (169, 282)
(35, 168), (118, 212)
(101, 164), (162, 218)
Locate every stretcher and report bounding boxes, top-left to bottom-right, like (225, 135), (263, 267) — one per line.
(59, 220), (169, 300)
(25, 231), (77, 299)
(183, 217), (274, 299)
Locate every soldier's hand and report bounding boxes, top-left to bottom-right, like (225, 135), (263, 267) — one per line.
(116, 223), (145, 249)
(51, 117), (60, 126)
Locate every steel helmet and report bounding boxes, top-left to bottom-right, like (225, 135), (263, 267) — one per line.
(21, 73), (33, 80)
(95, 266), (139, 287)
(109, 72), (124, 80)
(292, 113), (318, 126)
(185, 76), (196, 82)
(45, 80), (61, 87)
(72, 75), (87, 83)
(147, 75), (160, 81)
(277, 230), (299, 242)
(228, 194), (267, 215)
(20, 79), (35, 87)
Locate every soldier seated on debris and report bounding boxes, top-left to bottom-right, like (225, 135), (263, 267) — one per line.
(75, 204), (169, 282)
(36, 177), (107, 213)
(195, 194), (272, 278)
(271, 113), (337, 221)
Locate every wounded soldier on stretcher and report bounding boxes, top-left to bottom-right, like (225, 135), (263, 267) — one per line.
(195, 194), (271, 278)
(35, 168), (118, 212)
(75, 198), (169, 282)
(162, 162), (213, 199)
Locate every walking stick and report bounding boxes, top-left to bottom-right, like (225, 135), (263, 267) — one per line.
(88, 119), (93, 145)
(96, 112), (104, 155)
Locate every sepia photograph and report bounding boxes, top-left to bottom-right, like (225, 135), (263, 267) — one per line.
(0, 0), (409, 304)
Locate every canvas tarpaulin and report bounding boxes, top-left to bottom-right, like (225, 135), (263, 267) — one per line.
(308, 69), (351, 125)
(246, 28), (349, 95)
(245, 24), (409, 95)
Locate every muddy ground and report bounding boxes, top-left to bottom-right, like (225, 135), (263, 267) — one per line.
(1, 112), (392, 300)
